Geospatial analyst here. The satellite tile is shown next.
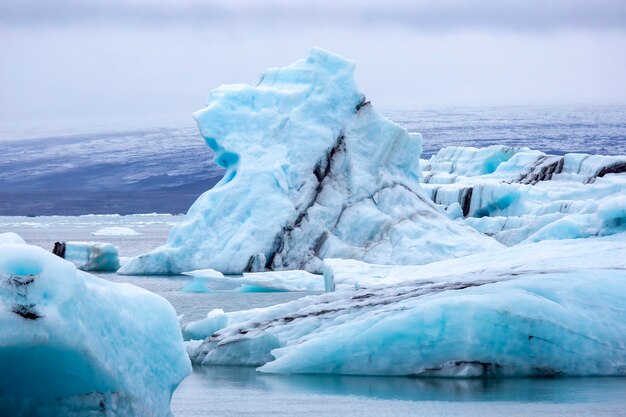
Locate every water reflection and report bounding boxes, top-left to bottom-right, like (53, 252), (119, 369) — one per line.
(190, 365), (626, 404)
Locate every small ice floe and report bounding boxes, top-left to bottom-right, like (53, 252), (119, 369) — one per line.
(181, 277), (214, 293)
(52, 241), (120, 272)
(92, 226), (141, 236)
(182, 269), (324, 292)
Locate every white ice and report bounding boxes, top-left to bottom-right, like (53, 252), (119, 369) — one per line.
(421, 145), (626, 245)
(183, 269), (324, 292)
(0, 235), (191, 416)
(185, 233), (626, 377)
(92, 226), (141, 236)
(0, 232), (26, 245)
(119, 48), (500, 275)
(324, 232), (626, 290)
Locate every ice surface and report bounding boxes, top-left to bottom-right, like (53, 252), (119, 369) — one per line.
(0, 232), (25, 245)
(185, 233), (626, 376)
(421, 145), (626, 245)
(120, 49), (500, 275)
(183, 269), (324, 292)
(324, 232), (626, 290)
(0, 236), (191, 416)
(63, 241), (121, 272)
(180, 277), (214, 293)
(92, 226), (141, 236)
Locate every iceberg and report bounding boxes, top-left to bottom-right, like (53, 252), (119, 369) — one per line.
(180, 277), (214, 293)
(119, 48), (501, 275)
(324, 232), (626, 291)
(0, 236), (191, 416)
(183, 269), (324, 292)
(0, 232), (26, 245)
(185, 233), (626, 376)
(421, 145), (626, 245)
(55, 241), (121, 272)
(92, 226), (141, 236)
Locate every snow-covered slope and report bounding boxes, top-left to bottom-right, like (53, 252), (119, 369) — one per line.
(0, 237), (190, 416)
(185, 233), (626, 377)
(420, 145), (626, 245)
(119, 49), (500, 275)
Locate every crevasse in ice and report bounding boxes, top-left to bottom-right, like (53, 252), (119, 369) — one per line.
(185, 233), (626, 376)
(0, 236), (191, 416)
(119, 48), (501, 275)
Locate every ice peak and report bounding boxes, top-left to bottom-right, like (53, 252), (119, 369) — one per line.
(119, 50), (499, 275)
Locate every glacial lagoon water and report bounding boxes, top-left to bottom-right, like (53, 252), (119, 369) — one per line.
(2, 214), (626, 416)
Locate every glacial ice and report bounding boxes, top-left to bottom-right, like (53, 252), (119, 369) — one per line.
(324, 232), (626, 291)
(185, 233), (626, 376)
(0, 236), (191, 416)
(62, 241), (121, 272)
(421, 145), (626, 245)
(0, 232), (26, 245)
(180, 277), (214, 293)
(183, 269), (324, 292)
(119, 48), (500, 275)
(92, 226), (141, 236)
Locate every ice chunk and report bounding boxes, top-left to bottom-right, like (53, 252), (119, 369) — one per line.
(92, 226), (141, 236)
(422, 145), (527, 177)
(183, 268), (224, 279)
(422, 146), (626, 245)
(186, 233), (626, 376)
(59, 241), (121, 272)
(324, 232), (626, 290)
(0, 232), (25, 245)
(180, 277), (214, 293)
(0, 242), (191, 416)
(119, 48), (501, 275)
(183, 269), (324, 292)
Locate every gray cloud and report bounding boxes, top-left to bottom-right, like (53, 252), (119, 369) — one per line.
(1, 0), (626, 32)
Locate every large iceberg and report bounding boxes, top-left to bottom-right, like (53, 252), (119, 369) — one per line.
(0, 236), (190, 416)
(420, 145), (626, 245)
(185, 233), (626, 376)
(119, 48), (500, 275)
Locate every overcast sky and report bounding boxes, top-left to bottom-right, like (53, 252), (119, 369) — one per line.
(1, 0), (625, 126)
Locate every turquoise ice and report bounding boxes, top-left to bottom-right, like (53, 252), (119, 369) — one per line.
(0, 235), (190, 416)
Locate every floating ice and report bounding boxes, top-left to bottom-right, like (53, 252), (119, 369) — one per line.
(0, 232), (25, 245)
(59, 241), (121, 272)
(92, 226), (141, 236)
(324, 232), (626, 291)
(183, 269), (324, 292)
(180, 277), (214, 293)
(0, 239), (191, 416)
(119, 48), (500, 275)
(186, 233), (626, 376)
(421, 145), (626, 244)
